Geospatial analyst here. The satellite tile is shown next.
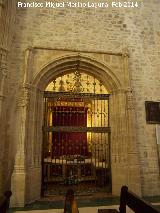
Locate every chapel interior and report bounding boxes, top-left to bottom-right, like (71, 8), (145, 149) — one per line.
(42, 72), (111, 196)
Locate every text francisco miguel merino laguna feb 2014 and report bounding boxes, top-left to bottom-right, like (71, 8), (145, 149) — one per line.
(17, 1), (140, 8)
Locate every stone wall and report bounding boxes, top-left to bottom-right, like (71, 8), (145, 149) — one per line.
(6, 0), (160, 203)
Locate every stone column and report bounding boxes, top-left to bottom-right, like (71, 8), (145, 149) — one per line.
(10, 84), (30, 207)
(11, 82), (44, 206)
(11, 46), (43, 206)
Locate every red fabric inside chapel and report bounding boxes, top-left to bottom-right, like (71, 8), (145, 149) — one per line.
(52, 106), (89, 156)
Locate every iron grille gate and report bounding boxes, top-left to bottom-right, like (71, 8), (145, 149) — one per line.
(42, 91), (111, 196)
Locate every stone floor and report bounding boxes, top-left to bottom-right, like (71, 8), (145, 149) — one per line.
(10, 193), (160, 213)
(11, 205), (160, 213)
(10, 202), (160, 213)
(11, 205), (120, 213)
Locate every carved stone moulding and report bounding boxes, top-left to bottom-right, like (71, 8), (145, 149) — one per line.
(17, 83), (37, 107)
(0, 50), (7, 76)
(126, 87), (135, 110)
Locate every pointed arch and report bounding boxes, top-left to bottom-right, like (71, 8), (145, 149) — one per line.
(32, 54), (122, 93)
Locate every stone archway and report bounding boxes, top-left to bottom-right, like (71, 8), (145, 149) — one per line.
(11, 49), (141, 207)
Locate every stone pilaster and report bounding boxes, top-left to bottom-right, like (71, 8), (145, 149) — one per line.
(11, 84), (30, 207)
(25, 86), (43, 203)
(126, 88), (141, 195)
(0, 48), (7, 114)
(110, 89), (129, 195)
(0, 0), (16, 197)
(122, 48), (141, 195)
(11, 84), (43, 206)
(0, 48), (8, 197)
